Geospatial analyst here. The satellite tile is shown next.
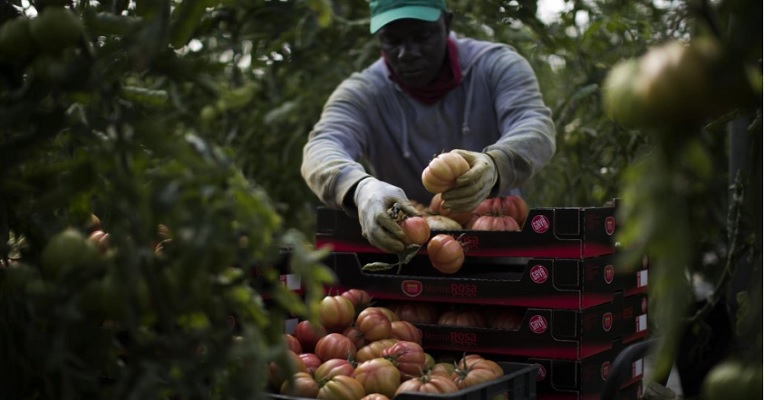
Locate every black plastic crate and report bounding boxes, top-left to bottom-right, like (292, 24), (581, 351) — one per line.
(270, 362), (537, 400)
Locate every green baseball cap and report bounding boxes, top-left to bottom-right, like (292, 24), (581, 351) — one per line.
(369, 0), (448, 34)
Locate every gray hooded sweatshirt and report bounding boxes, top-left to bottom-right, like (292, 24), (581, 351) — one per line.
(301, 35), (556, 209)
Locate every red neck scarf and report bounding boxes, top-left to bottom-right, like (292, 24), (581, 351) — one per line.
(384, 38), (462, 104)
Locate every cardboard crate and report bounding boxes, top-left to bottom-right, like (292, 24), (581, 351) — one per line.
(315, 204), (618, 259)
(621, 293), (649, 345)
(388, 293), (631, 360)
(432, 341), (644, 400)
(323, 251), (647, 309)
(270, 362), (538, 400)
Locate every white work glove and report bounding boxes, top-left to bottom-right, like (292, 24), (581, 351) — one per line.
(354, 178), (419, 254)
(440, 149), (498, 213)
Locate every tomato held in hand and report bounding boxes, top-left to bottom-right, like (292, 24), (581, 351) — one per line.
(421, 152), (470, 194)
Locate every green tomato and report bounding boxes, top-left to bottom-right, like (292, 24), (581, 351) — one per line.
(29, 7), (84, 54)
(40, 228), (101, 280)
(0, 17), (38, 66)
(701, 360), (763, 400)
(602, 58), (650, 127)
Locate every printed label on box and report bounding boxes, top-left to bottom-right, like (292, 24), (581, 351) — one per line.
(637, 270), (648, 287)
(529, 315), (548, 334)
(530, 264), (549, 284)
(531, 215), (550, 234)
(602, 312), (613, 332)
(636, 314), (647, 332)
(605, 216), (616, 235)
(401, 280), (423, 297)
(604, 264), (615, 284)
(535, 363), (546, 381)
(601, 361), (611, 381)
(284, 274), (301, 290)
(632, 359), (644, 378)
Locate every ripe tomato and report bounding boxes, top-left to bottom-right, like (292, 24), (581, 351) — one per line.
(340, 288), (372, 314)
(437, 310), (486, 328)
(298, 352), (322, 375)
(361, 394), (390, 400)
(283, 333), (302, 354)
(356, 338), (399, 363)
(425, 215), (463, 231)
(356, 307), (393, 342)
(430, 362), (456, 378)
(429, 193), (473, 226)
(467, 215), (520, 231)
(390, 320), (423, 344)
(489, 309), (524, 331)
(319, 295), (356, 332)
(315, 333), (357, 362)
(701, 359), (763, 400)
(391, 302), (440, 325)
(427, 234), (464, 274)
(421, 151), (470, 194)
(280, 371), (320, 397)
(452, 356), (503, 389)
(342, 325), (367, 349)
(353, 358), (401, 398)
(381, 340), (427, 380)
(400, 216), (431, 246)
(314, 358), (355, 383)
(293, 320), (327, 353)
(395, 374), (460, 395)
(472, 196), (529, 226)
(267, 350), (307, 390)
(367, 306), (398, 322)
(317, 375), (366, 400)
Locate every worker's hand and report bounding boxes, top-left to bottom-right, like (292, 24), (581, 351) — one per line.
(441, 150), (498, 212)
(354, 178), (420, 253)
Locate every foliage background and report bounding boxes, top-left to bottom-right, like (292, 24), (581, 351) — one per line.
(0, 0), (761, 398)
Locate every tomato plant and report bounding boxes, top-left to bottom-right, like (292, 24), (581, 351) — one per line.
(352, 358), (402, 398)
(421, 151), (470, 194)
(427, 234), (465, 274)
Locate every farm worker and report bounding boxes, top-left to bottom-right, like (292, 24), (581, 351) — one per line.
(301, 0), (556, 253)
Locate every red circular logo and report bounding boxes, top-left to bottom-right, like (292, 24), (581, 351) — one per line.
(530, 264), (549, 284)
(529, 315), (548, 334)
(602, 312), (613, 332)
(601, 362), (611, 380)
(531, 215), (550, 234)
(603, 265), (615, 284)
(534, 363), (546, 381)
(641, 297), (648, 313)
(401, 280), (423, 297)
(605, 216), (616, 235)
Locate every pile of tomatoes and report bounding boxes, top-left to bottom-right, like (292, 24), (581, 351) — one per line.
(269, 289), (509, 400)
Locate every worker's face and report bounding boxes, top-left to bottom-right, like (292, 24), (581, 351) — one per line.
(378, 13), (452, 88)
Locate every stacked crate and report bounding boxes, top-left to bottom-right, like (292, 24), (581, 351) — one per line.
(315, 201), (649, 400)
